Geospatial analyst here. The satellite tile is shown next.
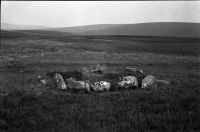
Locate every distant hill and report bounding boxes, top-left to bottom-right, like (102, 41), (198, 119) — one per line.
(50, 22), (200, 38)
(1, 30), (74, 38)
(50, 24), (120, 33)
(1, 23), (50, 30)
(1, 22), (200, 38)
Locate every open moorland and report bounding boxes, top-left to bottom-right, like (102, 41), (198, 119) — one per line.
(0, 32), (200, 131)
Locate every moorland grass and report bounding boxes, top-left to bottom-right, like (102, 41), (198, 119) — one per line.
(0, 36), (200, 131)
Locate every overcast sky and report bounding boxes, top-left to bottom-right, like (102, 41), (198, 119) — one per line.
(1, 1), (200, 27)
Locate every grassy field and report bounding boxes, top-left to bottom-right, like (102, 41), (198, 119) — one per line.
(0, 35), (200, 131)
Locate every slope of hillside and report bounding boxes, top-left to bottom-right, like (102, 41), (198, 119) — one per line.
(1, 30), (74, 38)
(2, 22), (200, 38)
(51, 22), (200, 38)
(50, 24), (120, 33)
(1, 23), (49, 30)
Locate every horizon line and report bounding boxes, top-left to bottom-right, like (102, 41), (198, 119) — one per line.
(1, 21), (200, 29)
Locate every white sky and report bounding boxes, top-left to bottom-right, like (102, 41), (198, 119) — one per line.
(1, 1), (200, 27)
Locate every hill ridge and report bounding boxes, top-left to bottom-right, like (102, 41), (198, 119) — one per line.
(49, 22), (200, 38)
(1, 22), (200, 38)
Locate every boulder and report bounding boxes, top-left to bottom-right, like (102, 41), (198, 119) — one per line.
(54, 73), (67, 89)
(91, 81), (111, 92)
(141, 75), (156, 90)
(123, 67), (146, 86)
(66, 77), (90, 92)
(118, 76), (138, 88)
